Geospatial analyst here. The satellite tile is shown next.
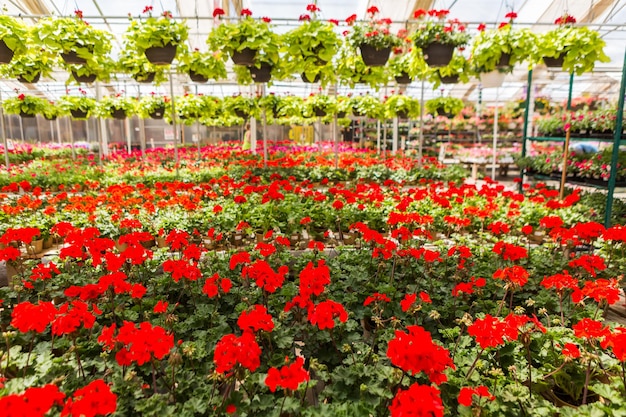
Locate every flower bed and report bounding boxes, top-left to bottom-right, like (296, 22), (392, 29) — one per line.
(1, 149), (626, 416)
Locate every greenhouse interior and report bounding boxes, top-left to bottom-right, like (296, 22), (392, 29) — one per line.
(1, 0), (626, 415)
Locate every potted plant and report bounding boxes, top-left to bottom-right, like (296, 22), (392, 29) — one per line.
(68, 55), (115, 84)
(349, 94), (383, 119)
(58, 92), (97, 119)
(138, 94), (171, 119)
(305, 94), (337, 118)
(536, 14), (610, 75)
(96, 95), (138, 119)
(222, 95), (259, 119)
(117, 52), (167, 84)
(4, 50), (57, 83)
(283, 5), (341, 75)
(345, 6), (400, 67)
(275, 95), (305, 119)
(233, 52), (284, 84)
(471, 13), (536, 74)
(425, 96), (464, 118)
(2, 93), (47, 117)
(410, 9), (470, 67)
(207, 8), (279, 67)
(123, 7), (189, 65)
(175, 94), (219, 123)
(33, 10), (113, 64)
(42, 101), (62, 120)
(429, 52), (470, 87)
(0, 15), (29, 63)
(178, 49), (227, 83)
(384, 94), (420, 119)
(257, 94), (282, 119)
(336, 44), (388, 88)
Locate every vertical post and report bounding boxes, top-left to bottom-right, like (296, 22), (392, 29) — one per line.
(566, 72), (574, 111)
(68, 118), (76, 160)
(392, 117), (398, 154)
(18, 115), (24, 142)
(333, 113), (338, 168)
(95, 81), (103, 166)
(262, 111), (268, 168)
(376, 120), (381, 154)
(0, 88), (10, 169)
(559, 127), (572, 200)
(604, 49), (626, 227)
(250, 116), (257, 153)
(55, 118), (62, 144)
(418, 79), (425, 166)
(195, 85), (201, 161)
(125, 118), (132, 154)
(492, 88), (499, 180)
(518, 69), (533, 193)
(168, 66), (179, 172)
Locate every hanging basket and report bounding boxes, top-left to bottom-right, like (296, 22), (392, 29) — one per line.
(395, 72), (412, 84)
(301, 72), (321, 83)
(111, 109), (127, 120)
(44, 115), (57, 121)
(496, 53), (511, 68)
(133, 72), (156, 84)
(337, 111), (347, 118)
(144, 44), (177, 65)
(359, 44), (391, 67)
(313, 108), (327, 117)
(249, 63), (272, 83)
(422, 42), (455, 67)
(189, 70), (208, 83)
(149, 106), (166, 120)
(440, 74), (459, 84)
(70, 109), (89, 119)
(61, 50), (88, 65)
(18, 73), (41, 83)
(71, 71), (97, 84)
(234, 109), (248, 119)
(231, 48), (257, 66)
(19, 111), (36, 118)
(396, 110), (409, 119)
(543, 55), (564, 68)
(436, 108), (454, 118)
(0, 39), (15, 64)
(479, 70), (506, 88)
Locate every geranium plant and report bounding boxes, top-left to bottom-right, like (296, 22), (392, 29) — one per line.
(425, 96), (464, 117)
(536, 14), (610, 75)
(207, 9), (279, 67)
(335, 44), (388, 88)
(471, 12), (537, 73)
(410, 9), (469, 67)
(178, 49), (227, 82)
(0, 15), (29, 62)
(283, 4), (341, 75)
(124, 7), (189, 64)
(96, 95), (138, 119)
(33, 11), (112, 64)
(58, 91), (97, 119)
(346, 6), (400, 66)
(2, 93), (47, 117)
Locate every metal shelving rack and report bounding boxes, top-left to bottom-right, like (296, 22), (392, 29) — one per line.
(519, 49), (626, 227)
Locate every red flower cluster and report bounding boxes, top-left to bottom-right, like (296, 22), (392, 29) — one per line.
(11, 301), (57, 333)
(237, 304), (274, 333)
(492, 265), (529, 288)
(202, 272), (232, 298)
(308, 299), (348, 330)
(492, 241), (528, 262)
(541, 270), (578, 294)
(265, 357), (310, 392)
(364, 292), (391, 306)
(467, 314), (529, 349)
(0, 384), (65, 416)
(61, 379), (117, 417)
(387, 325), (454, 384)
(568, 254), (606, 277)
(571, 278), (620, 305)
(452, 276), (486, 297)
(458, 385), (495, 406)
(389, 383), (444, 417)
(213, 332), (261, 374)
(98, 321), (174, 366)
(242, 259), (289, 293)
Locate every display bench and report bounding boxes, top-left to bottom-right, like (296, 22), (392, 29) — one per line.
(519, 49), (626, 227)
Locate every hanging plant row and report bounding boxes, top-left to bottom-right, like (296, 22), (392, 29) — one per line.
(0, 8), (610, 87)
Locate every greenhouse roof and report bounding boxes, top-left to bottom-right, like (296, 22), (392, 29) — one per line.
(1, 0), (625, 105)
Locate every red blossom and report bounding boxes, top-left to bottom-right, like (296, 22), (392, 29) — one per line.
(562, 342), (581, 358)
(364, 292), (391, 306)
(237, 304), (274, 334)
(265, 357), (310, 392)
(458, 385), (495, 406)
(241, 8), (252, 17)
(61, 380), (117, 417)
(308, 299), (348, 329)
(389, 383), (443, 417)
(213, 8), (225, 17)
(214, 332), (261, 373)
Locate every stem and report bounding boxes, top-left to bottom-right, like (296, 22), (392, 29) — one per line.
(465, 347), (485, 380)
(278, 393), (287, 417)
(559, 293), (564, 326)
(582, 359), (592, 404)
(152, 359), (158, 394)
(526, 344), (532, 397)
(23, 335), (34, 377)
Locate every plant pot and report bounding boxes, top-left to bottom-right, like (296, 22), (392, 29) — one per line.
(301, 72), (321, 83)
(313, 108), (327, 117)
(19, 111), (36, 118)
(111, 109), (127, 120)
(250, 63), (272, 83)
(144, 44), (177, 65)
(359, 44), (391, 67)
(496, 53), (511, 68)
(26, 239), (44, 255)
(61, 51), (88, 65)
(44, 115), (57, 121)
(436, 108), (454, 118)
(133, 72), (156, 83)
(156, 237), (168, 248)
(0, 39), (15, 64)
(395, 72), (412, 84)
(440, 74), (459, 84)
(149, 106), (165, 120)
(543, 55), (564, 68)
(72, 70), (97, 84)
(396, 110), (409, 119)
(479, 70), (506, 88)
(231, 48), (257, 66)
(18, 73), (41, 83)
(189, 70), (208, 83)
(70, 109), (89, 119)
(422, 42), (455, 67)
(234, 109), (248, 119)
(337, 111), (347, 118)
